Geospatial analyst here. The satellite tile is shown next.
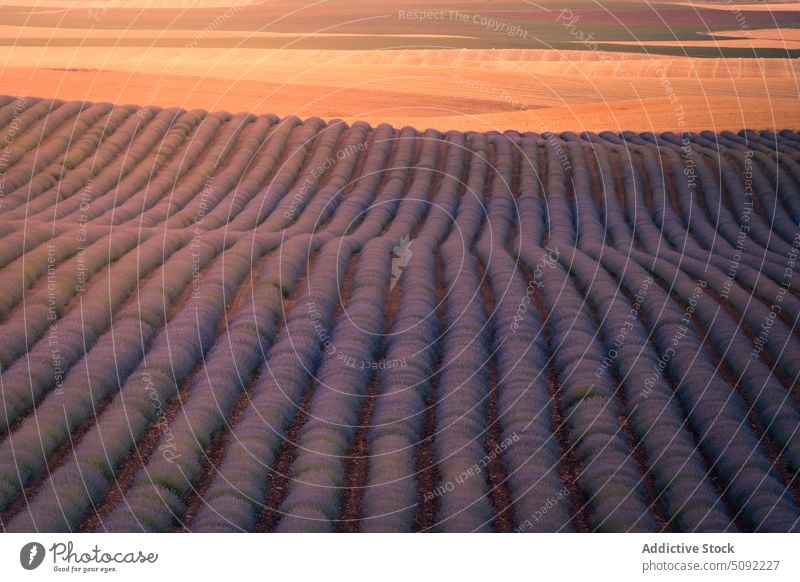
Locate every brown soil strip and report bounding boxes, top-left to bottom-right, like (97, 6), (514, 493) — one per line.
(475, 258), (516, 532)
(584, 141), (615, 248)
(0, 387), (119, 529)
(522, 257), (592, 533)
(336, 370), (379, 532)
(608, 147), (646, 252)
(645, 274), (754, 531)
(177, 365), (259, 532)
(680, 283), (800, 509)
(255, 250), (358, 530)
(253, 375), (315, 532)
(79, 358), (203, 532)
(564, 253), (674, 532)
(412, 253), (447, 532)
(83, 247), (266, 531)
(472, 141), (516, 532)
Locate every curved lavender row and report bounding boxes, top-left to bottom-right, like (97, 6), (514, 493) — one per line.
(357, 244), (441, 531)
(42, 108), (200, 222)
(474, 134), (573, 532)
(182, 114), (290, 231)
(224, 117), (327, 232)
(104, 122), (421, 530)
(729, 132), (800, 222)
(692, 133), (799, 247)
(0, 95), (40, 131)
(308, 126), (418, 242)
(574, 134), (800, 521)
(190, 127), (420, 532)
(729, 130), (800, 166)
(587, 245), (800, 532)
(273, 131), (446, 531)
(0, 232), (186, 433)
(99, 240), (300, 532)
(0, 103), (114, 200)
(359, 130), (466, 532)
(628, 250), (800, 471)
(258, 119), (348, 232)
(15, 108), (192, 222)
(154, 114), (278, 229)
(604, 139), (800, 379)
(678, 136), (794, 258)
(535, 254), (658, 532)
(581, 135), (800, 472)
(677, 135), (797, 256)
(17, 105), (137, 209)
(97, 112), (246, 226)
(729, 145), (800, 225)
(74, 112), (228, 225)
(626, 139), (800, 320)
(691, 133), (799, 249)
(525, 134), (658, 532)
(279, 122), (375, 237)
(0, 230), (142, 368)
(54, 106), (137, 172)
(0, 230), (192, 515)
(671, 133), (799, 267)
(5, 232), (241, 531)
(427, 132), (495, 532)
(610, 135), (791, 277)
(563, 247), (733, 531)
(622, 139), (797, 292)
(575, 133), (800, 530)
(273, 240), (393, 532)
(0, 100), (88, 174)
(0, 226), (66, 270)
(588, 137), (800, 445)
(595, 133), (800, 288)
(0, 98), (57, 137)
(0, 226), (106, 318)
(190, 240), (355, 532)
(1, 106), (159, 216)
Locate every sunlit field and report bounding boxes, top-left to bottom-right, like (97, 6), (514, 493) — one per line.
(0, 0), (799, 536)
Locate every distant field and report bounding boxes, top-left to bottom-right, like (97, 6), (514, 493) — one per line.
(0, 0), (797, 55)
(2, 47), (798, 132)
(1, 0), (798, 132)
(1, 0), (799, 538)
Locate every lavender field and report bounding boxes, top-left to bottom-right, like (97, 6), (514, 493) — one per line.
(0, 95), (799, 533)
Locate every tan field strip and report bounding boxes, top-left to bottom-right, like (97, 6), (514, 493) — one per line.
(0, 0), (256, 7)
(706, 28), (800, 41)
(406, 96), (800, 132)
(1, 46), (797, 132)
(0, 26), (473, 40)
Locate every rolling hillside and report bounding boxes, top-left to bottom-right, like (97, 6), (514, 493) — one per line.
(0, 95), (799, 532)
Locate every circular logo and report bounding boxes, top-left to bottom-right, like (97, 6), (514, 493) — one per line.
(20, 542), (46, 570)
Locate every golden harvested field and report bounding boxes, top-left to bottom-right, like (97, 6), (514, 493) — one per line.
(2, 45), (798, 132)
(2, 0), (256, 7)
(3, 0), (800, 546)
(1, 0), (798, 131)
